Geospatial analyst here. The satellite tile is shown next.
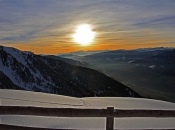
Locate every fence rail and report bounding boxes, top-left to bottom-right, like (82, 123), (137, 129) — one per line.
(0, 106), (175, 130)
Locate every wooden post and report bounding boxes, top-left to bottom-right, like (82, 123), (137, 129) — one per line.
(106, 107), (114, 130)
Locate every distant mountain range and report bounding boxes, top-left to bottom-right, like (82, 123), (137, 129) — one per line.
(64, 47), (175, 102)
(44, 55), (89, 68)
(0, 45), (139, 98)
(74, 47), (174, 62)
(58, 50), (110, 59)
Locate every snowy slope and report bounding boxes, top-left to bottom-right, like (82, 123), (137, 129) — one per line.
(0, 45), (55, 91)
(0, 89), (175, 129)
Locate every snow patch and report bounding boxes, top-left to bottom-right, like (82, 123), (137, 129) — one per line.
(3, 46), (28, 66)
(0, 46), (56, 91)
(128, 60), (134, 63)
(149, 65), (156, 69)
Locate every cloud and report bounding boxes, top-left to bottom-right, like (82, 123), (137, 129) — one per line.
(133, 16), (175, 28)
(0, 0), (175, 53)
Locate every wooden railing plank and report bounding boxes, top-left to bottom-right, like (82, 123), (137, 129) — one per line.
(0, 124), (87, 130)
(0, 106), (175, 117)
(0, 124), (175, 130)
(106, 107), (114, 130)
(114, 129), (175, 130)
(0, 106), (175, 130)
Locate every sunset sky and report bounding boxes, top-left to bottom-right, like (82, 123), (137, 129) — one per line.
(0, 0), (175, 54)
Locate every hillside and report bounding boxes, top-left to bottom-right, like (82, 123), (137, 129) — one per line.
(68, 47), (175, 102)
(44, 55), (89, 67)
(0, 45), (139, 98)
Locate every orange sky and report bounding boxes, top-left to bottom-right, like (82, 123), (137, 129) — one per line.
(1, 0), (175, 54)
(4, 35), (175, 54)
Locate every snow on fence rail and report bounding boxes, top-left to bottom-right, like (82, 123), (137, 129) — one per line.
(0, 106), (175, 130)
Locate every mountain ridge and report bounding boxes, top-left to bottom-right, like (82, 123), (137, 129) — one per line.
(65, 47), (175, 102)
(0, 45), (139, 98)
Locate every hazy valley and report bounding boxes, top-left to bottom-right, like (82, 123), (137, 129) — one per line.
(60, 47), (175, 102)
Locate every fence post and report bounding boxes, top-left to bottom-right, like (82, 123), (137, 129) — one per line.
(106, 107), (114, 130)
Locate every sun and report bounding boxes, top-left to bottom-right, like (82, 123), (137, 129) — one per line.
(72, 24), (96, 46)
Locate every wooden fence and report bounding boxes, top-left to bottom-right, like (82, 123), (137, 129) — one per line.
(0, 106), (175, 130)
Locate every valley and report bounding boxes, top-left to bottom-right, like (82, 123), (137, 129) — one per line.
(60, 48), (175, 102)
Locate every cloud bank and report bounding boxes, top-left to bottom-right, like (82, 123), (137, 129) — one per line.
(0, 0), (175, 53)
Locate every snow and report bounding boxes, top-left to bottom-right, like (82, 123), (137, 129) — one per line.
(149, 65), (156, 69)
(0, 89), (175, 129)
(3, 46), (28, 66)
(0, 57), (48, 91)
(23, 51), (34, 55)
(136, 47), (171, 52)
(0, 59), (23, 88)
(0, 46), (57, 90)
(128, 60), (134, 63)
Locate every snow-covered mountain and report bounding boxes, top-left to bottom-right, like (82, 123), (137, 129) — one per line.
(0, 45), (139, 97)
(135, 47), (174, 52)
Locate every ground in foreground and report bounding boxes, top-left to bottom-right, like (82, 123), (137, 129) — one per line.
(0, 89), (175, 129)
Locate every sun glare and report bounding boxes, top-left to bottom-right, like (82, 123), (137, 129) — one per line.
(72, 24), (96, 46)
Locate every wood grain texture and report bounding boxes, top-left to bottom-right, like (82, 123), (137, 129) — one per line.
(0, 106), (175, 117)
